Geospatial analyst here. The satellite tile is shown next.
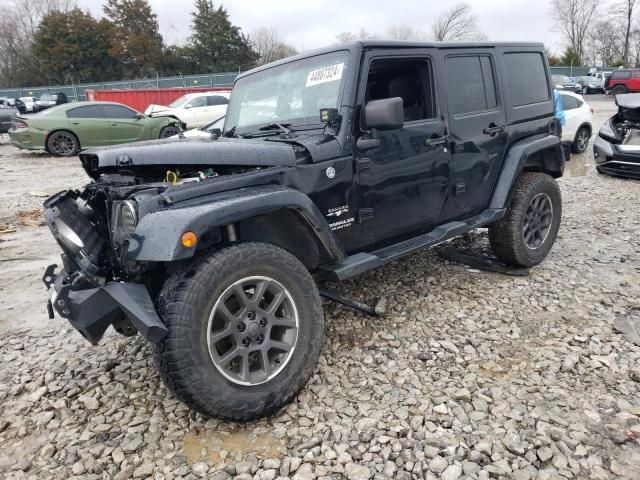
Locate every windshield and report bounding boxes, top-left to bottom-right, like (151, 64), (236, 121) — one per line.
(40, 94), (56, 101)
(169, 96), (190, 108)
(553, 75), (571, 83)
(225, 50), (350, 132)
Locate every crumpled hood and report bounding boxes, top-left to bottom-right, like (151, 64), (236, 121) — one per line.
(79, 137), (298, 179)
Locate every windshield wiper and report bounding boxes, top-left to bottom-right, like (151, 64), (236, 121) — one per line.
(258, 122), (293, 134)
(224, 125), (237, 137)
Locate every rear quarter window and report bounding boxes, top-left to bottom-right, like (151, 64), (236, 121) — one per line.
(503, 52), (550, 106)
(612, 71), (632, 79)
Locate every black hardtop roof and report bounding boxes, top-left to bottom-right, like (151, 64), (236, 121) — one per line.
(237, 40), (545, 80)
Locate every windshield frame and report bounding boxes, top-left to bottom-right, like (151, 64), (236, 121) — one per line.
(224, 49), (354, 135)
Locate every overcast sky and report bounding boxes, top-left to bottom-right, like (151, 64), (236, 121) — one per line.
(81, 0), (565, 53)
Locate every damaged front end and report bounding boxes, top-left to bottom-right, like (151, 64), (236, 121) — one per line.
(594, 93), (640, 178)
(43, 190), (169, 344)
(42, 137), (305, 344)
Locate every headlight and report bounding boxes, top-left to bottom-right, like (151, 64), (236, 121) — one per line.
(599, 120), (619, 143)
(121, 200), (138, 236)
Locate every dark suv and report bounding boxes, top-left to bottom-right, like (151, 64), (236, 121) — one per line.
(43, 41), (564, 420)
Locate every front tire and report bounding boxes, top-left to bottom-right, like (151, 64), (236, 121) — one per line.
(47, 131), (79, 157)
(153, 242), (325, 421)
(160, 125), (181, 138)
(489, 173), (562, 267)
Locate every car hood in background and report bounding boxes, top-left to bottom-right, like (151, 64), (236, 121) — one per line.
(144, 104), (170, 115)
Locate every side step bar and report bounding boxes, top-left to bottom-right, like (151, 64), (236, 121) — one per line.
(319, 208), (504, 282)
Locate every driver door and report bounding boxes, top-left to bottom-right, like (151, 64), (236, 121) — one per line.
(356, 52), (451, 245)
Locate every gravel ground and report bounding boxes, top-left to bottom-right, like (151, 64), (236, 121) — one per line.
(0, 96), (639, 480)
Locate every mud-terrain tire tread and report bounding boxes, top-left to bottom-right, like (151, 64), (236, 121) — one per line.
(152, 242), (324, 421)
(489, 172), (562, 267)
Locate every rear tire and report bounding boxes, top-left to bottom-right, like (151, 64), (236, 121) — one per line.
(612, 84), (628, 95)
(46, 130), (79, 157)
(152, 242), (325, 421)
(489, 173), (562, 267)
(572, 126), (590, 153)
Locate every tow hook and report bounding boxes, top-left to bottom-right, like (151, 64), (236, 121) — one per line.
(319, 288), (386, 317)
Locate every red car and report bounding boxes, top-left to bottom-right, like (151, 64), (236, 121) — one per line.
(606, 69), (640, 94)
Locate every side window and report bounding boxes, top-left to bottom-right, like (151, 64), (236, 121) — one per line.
(66, 106), (104, 118)
(207, 95), (229, 106)
(102, 105), (138, 119)
(364, 57), (436, 123)
(503, 52), (550, 106)
(444, 55), (497, 115)
(561, 95), (579, 110)
(186, 97), (207, 108)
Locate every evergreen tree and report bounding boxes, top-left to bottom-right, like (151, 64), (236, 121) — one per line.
(32, 9), (119, 84)
(103, 0), (164, 77)
(560, 47), (583, 66)
(188, 1), (258, 72)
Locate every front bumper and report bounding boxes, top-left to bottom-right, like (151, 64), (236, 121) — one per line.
(593, 135), (640, 179)
(44, 263), (168, 345)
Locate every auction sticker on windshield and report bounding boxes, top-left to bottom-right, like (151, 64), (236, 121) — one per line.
(306, 63), (344, 87)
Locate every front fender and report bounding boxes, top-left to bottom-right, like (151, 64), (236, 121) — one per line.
(127, 185), (345, 262)
(490, 134), (564, 209)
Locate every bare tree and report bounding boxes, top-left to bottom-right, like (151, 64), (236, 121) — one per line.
(551, 0), (600, 62)
(431, 3), (486, 41)
(385, 25), (425, 41)
(587, 18), (623, 66)
(0, 0), (75, 87)
(250, 27), (297, 65)
(335, 29), (376, 43)
(618, 0), (638, 66)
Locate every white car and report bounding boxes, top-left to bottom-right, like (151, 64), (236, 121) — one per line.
(145, 91), (230, 129)
(19, 96), (36, 112)
(558, 90), (593, 154)
(173, 116), (225, 138)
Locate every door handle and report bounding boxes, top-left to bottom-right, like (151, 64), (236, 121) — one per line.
(425, 136), (448, 147)
(483, 124), (506, 136)
(71, 122), (80, 125)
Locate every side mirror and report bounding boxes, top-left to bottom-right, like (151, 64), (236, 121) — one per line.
(363, 97), (404, 131)
(135, 113), (145, 120)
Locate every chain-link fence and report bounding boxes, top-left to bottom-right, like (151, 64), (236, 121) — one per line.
(0, 71), (240, 102)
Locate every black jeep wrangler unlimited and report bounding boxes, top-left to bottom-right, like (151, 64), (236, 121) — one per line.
(43, 41), (564, 420)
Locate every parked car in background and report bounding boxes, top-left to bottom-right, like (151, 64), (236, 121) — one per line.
(9, 101), (182, 156)
(0, 104), (18, 133)
(175, 115), (225, 138)
(145, 91), (230, 129)
(19, 96), (36, 112)
(594, 93), (640, 178)
(552, 75), (580, 92)
(605, 69), (640, 94)
(557, 90), (593, 154)
(587, 71), (611, 91)
(575, 75), (604, 94)
(34, 92), (68, 112)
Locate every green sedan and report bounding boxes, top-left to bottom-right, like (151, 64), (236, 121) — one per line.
(9, 101), (183, 157)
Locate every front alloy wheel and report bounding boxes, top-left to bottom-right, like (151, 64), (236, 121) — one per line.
(153, 242), (325, 421)
(207, 276), (299, 386)
(160, 125), (181, 138)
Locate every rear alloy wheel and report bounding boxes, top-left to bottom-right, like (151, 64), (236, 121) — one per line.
(47, 131), (79, 157)
(159, 125), (181, 138)
(153, 242), (325, 421)
(612, 85), (628, 95)
(572, 126), (590, 153)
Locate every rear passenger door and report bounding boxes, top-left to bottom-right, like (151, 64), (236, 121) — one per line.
(65, 105), (110, 147)
(441, 50), (508, 212)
